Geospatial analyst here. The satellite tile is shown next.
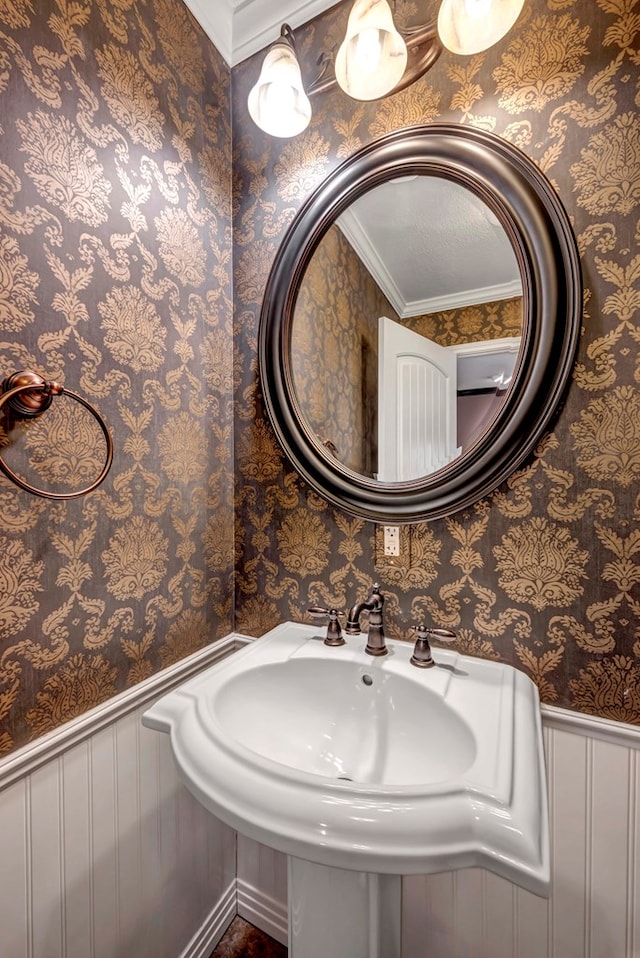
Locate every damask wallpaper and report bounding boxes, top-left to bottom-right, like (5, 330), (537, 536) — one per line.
(406, 295), (523, 345)
(0, 0), (233, 755)
(233, 0), (640, 723)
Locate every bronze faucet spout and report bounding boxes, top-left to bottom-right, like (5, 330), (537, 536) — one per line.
(345, 583), (387, 656)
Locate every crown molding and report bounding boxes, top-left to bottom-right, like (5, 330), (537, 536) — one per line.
(184, 0), (234, 65)
(232, 0), (338, 65)
(404, 279), (523, 316)
(337, 210), (406, 318)
(184, 0), (337, 67)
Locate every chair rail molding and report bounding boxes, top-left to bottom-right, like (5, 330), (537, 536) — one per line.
(0, 632), (250, 794)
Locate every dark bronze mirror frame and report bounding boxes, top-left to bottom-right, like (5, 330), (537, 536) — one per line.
(259, 124), (582, 523)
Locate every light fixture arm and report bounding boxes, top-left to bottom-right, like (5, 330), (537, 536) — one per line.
(301, 18), (442, 100)
(279, 22), (298, 52)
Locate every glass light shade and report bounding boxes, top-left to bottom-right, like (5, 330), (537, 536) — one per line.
(438, 0), (525, 55)
(334, 0), (408, 101)
(248, 40), (312, 138)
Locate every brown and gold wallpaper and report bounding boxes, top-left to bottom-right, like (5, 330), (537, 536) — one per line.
(233, 0), (640, 724)
(0, 0), (233, 756)
(406, 295), (523, 346)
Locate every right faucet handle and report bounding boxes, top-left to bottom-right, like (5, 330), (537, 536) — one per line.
(410, 624), (456, 668)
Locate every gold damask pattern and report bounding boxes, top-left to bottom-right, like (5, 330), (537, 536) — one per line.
(494, 517), (589, 611)
(570, 385), (640, 485)
(493, 13), (590, 113)
(233, 0), (640, 723)
(405, 297), (522, 346)
(0, 0), (233, 755)
(26, 653), (118, 738)
(571, 112), (640, 216)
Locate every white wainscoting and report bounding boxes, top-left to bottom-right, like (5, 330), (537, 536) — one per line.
(3, 637), (639, 958)
(0, 636), (244, 958)
(238, 706), (640, 958)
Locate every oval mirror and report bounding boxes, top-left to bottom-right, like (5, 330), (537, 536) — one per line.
(259, 124), (581, 523)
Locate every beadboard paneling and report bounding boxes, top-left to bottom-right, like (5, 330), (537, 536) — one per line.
(0, 640), (241, 958)
(0, 709), (236, 958)
(237, 833), (289, 946)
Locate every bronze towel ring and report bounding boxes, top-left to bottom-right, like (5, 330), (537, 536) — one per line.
(0, 369), (113, 499)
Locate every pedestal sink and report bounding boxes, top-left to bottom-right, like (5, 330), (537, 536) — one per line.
(143, 622), (549, 956)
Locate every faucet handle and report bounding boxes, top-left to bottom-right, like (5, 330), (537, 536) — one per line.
(414, 625), (457, 643)
(410, 624), (456, 668)
(307, 607), (346, 647)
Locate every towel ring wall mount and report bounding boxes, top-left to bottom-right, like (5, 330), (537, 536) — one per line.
(0, 369), (113, 499)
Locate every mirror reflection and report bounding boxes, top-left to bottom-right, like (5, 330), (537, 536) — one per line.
(291, 175), (522, 482)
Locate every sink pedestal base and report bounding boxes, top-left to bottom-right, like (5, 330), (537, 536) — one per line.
(288, 857), (401, 958)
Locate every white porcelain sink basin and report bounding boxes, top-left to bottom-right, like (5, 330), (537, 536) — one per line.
(215, 656), (477, 785)
(143, 621), (549, 897)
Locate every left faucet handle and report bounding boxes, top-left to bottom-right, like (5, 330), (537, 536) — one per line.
(307, 607), (346, 647)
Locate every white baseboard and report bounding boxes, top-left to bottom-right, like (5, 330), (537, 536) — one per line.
(180, 879), (237, 958)
(237, 878), (289, 947)
(180, 877), (289, 954)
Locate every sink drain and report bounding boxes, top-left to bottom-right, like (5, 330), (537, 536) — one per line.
(361, 674), (373, 686)
(337, 775), (353, 781)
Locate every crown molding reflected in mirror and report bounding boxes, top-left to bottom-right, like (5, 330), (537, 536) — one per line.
(258, 124), (582, 523)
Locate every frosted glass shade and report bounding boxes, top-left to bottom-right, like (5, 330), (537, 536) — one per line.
(335, 0), (408, 101)
(248, 40), (312, 138)
(438, 0), (525, 55)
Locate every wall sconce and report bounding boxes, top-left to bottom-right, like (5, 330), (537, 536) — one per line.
(248, 0), (525, 137)
(334, 0), (408, 101)
(247, 24), (312, 138)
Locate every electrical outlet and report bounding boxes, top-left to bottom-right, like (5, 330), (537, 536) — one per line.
(383, 525), (400, 557)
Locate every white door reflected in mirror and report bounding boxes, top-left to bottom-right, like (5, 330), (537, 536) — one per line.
(378, 316), (460, 481)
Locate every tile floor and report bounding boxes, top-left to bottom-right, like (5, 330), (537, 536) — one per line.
(210, 916), (287, 957)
